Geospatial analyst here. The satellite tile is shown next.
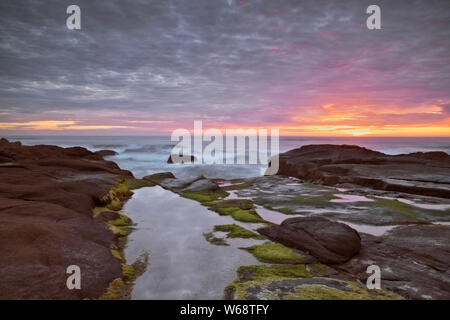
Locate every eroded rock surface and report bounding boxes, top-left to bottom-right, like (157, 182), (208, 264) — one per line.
(272, 144), (450, 199)
(338, 224), (450, 300)
(0, 138), (133, 299)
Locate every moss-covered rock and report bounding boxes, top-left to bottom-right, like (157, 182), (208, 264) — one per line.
(143, 172), (176, 183)
(225, 264), (402, 300)
(247, 242), (304, 264)
(99, 252), (149, 300)
(182, 189), (229, 203)
(203, 232), (229, 246)
(214, 224), (265, 240)
(209, 199), (265, 223)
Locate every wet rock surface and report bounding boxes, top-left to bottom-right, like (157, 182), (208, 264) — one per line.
(0, 138), (133, 299)
(228, 175), (450, 225)
(272, 144), (450, 199)
(258, 217), (361, 264)
(338, 225), (450, 300)
(219, 144), (450, 300)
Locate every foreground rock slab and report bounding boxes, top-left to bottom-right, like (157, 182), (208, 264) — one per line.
(339, 224), (450, 300)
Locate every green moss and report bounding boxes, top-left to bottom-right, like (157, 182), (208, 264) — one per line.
(203, 232), (229, 246)
(0, 162), (13, 166)
(108, 213), (132, 237)
(284, 282), (403, 300)
(111, 247), (125, 262)
(226, 264), (402, 300)
(240, 264), (312, 281)
(248, 242), (304, 263)
(228, 181), (253, 190)
(213, 199), (254, 210)
(109, 213), (132, 227)
(99, 253), (148, 300)
(214, 224), (265, 240)
(182, 190), (229, 203)
(279, 208), (293, 214)
(122, 264), (136, 278)
(373, 198), (415, 218)
(145, 172), (175, 182)
(208, 199), (264, 223)
(226, 264), (312, 299)
(122, 178), (155, 190)
(103, 183), (133, 211)
(323, 212), (339, 217)
(107, 198), (123, 211)
(231, 209), (264, 223)
(202, 200), (221, 206)
(99, 278), (129, 300)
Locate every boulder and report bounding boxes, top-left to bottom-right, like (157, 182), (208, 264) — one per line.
(258, 217), (361, 264)
(95, 149), (118, 157)
(143, 172), (176, 183)
(167, 154), (197, 164)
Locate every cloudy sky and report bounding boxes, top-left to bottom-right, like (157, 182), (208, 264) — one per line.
(0, 0), (449, 136)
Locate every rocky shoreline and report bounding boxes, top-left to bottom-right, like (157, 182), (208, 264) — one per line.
(1, 139), (449, 300)
(273, 144), (450, 199)
(0, 138), (153, 299)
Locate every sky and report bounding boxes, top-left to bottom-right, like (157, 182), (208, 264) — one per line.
(0, 0), (449, 136)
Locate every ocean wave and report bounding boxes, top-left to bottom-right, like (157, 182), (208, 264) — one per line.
(123, 144), (175, 153)
(92, 144), (128, 148)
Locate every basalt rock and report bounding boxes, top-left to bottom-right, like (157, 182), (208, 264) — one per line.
(339, 224), (450, 300)
(258, 217), (361, 264)
(167, 154), (197, 164)
(271, 144), (450, 199)
(182, 179), (221, 193)
(0, 138), (133, 299)
(95, 149), (118, 157)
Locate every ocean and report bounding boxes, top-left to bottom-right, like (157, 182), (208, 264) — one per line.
(4, 135), (450, 179)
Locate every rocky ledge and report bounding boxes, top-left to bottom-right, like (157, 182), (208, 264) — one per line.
(271, 144), (450, 199)
(0, 138), (153, 299)
(252, 217), (450, 300)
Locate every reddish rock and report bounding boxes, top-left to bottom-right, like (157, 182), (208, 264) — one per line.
(258, 217), (361, 264)
(95, 149), (118, 157)
(0, 138), (132, 299)
(272, 144), (450, 199)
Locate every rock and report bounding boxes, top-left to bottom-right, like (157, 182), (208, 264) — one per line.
(143, 172), (176, 183)
(183, 178), (220, 192)
(0, 155), (12, 163)
(339, 224), (450, 299)
(167, 154), (196, 164)
(95, 149), (118, 157)
(0, 138), (132, 299)
(258, 217), (361, 264)
(271, 144), (450, 199)
(96, 210), (121, 222)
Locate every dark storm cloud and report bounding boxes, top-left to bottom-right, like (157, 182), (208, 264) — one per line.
(0, 0), (449, 129)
